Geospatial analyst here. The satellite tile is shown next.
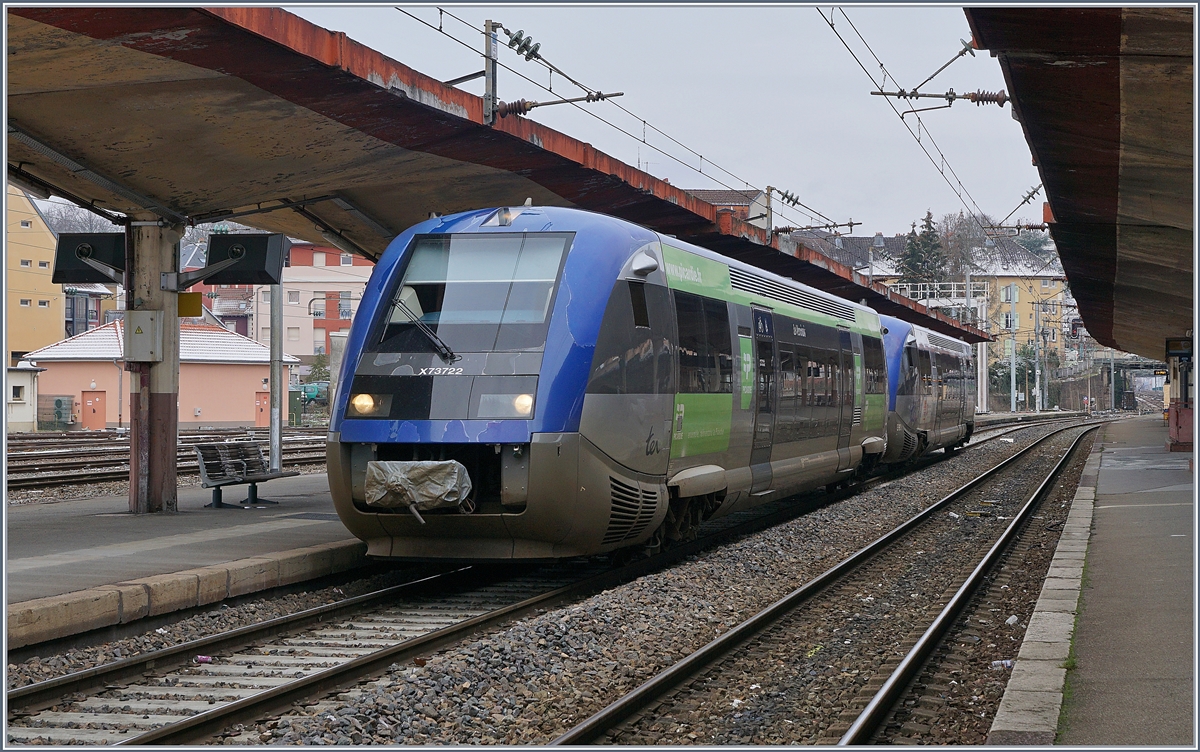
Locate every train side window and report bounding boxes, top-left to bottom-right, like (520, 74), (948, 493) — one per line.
(778, 346), (796, 442)
(918, 348), (932, 394)
(675, 291), (733, 394)
(862, 336), (885, 394)
(587, 281), (674, 395)
(629, 281), (650, 329)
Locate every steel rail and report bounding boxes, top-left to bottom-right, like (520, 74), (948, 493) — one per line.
(549, 421), (1094, 745)
(6, 566), (474, 713)
(837, 424), (1101, 744)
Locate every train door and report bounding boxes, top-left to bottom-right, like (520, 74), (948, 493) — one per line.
(836, 330), (854, 471)
(750, 308), (776, 466)
(82, 390), (105, 431)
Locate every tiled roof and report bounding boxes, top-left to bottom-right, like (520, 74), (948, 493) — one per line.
(685, 189), (763, 206)
(23, 321), (298, 364)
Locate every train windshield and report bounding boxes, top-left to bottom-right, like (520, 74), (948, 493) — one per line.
(372, 232), (572, 354)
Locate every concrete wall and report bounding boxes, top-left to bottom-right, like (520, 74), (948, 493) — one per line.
(5, 368), (39, 431)
(30, 360), (280, 428)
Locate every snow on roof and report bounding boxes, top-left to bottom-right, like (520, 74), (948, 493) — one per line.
(22, 321), (299, 364)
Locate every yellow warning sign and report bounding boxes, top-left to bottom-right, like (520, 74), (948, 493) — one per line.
(135, 326), (144, 334)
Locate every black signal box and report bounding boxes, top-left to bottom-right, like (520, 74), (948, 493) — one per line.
(204, 234), (289, 285)
(52, 233), (126, 283)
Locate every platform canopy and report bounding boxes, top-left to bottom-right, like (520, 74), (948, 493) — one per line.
(8, 7), (987, 342)
(965, 7), (1193, 360)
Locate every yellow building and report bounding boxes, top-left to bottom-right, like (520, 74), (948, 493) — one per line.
(987, 272), (1069, 365)
(6, 186), (63, 366)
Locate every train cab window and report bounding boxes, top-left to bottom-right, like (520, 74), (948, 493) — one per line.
(587, 281), (675, 395)
(674, 291), (733, 394)
(373, 232), (572, 354)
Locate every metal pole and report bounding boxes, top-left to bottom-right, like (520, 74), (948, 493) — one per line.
(1110, 348), (1115, 411)
(1009, 283), (1017, 413)
(1086, 341), (1092, 414)
(270, 283), (283, 472)
(483, 20), (498, 124)
(1034, 300), (1041, 412)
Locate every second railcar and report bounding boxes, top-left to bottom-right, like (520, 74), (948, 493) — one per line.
(879, 314), (976, 464)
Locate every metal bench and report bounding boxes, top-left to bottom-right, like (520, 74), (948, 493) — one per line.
(195, 441), (299, 508)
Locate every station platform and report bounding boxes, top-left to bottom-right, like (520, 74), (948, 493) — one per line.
(988, 414), (1194, 745)
(6, 473), (364, 649)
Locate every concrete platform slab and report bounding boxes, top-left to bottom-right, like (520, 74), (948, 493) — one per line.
(5, 473), (369, 647)
(1057, 416), (1194, 746)
(6, 473), (351, 603)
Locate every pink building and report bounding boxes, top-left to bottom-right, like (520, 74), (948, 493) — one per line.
(21, 321), (298, 430)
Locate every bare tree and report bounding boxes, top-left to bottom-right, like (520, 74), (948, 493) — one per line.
(39, 200), (122, 235)
(939, 211), (1000, 276)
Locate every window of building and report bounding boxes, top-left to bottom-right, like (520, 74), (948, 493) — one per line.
(340, 254), (353, 266)
(20, 259), (31, 267)
(261, 289), (270, 303)
(20, 220), (32, 228)
(261, 327), (270, 341)
(1002, 313), (1015, 330)
(314, 328), (326, 355)
(338, 291), (352, 320)
(19, 299), (30, 307)
(38, 300), (49, 308)
(312, 252), (325, 267)
(220, 284), (229, 289)
(287, 290), (300, 304)
(11, 385), (25, 402)
(38, 260), (49, 269)
(1041, 279), (1050, 287)
(1051, 329), (1057, 342)
(287, 326), (300, 341)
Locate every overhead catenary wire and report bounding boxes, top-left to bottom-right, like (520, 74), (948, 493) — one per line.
(396, 7), (836, 232)
(818, 7), (993, 235)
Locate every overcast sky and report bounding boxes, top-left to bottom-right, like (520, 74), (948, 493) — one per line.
(285, 5), (1042, 237)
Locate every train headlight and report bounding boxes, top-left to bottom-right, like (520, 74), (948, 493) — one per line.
(512, 393), (534, 416)
(348, 393), (391, 417)
(477, 393), (536, 419)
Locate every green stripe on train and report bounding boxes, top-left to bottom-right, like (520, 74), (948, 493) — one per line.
(670, 393), (734, 458)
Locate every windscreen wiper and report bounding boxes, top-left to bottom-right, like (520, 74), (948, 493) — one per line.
(391, 298), (459, 363)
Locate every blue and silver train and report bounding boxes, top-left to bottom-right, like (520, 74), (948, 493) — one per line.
(326, 207), (976, 560)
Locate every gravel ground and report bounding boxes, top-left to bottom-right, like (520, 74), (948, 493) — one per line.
(5, 465), (327, 505)
(213, 423), (1085, 746)
(5, 567), (419, 690)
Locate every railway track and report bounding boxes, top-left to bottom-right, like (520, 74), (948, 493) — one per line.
(5, 432), (326, 490)
(549, 422), (1099, 745)
(5, 419), (1097, 744)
